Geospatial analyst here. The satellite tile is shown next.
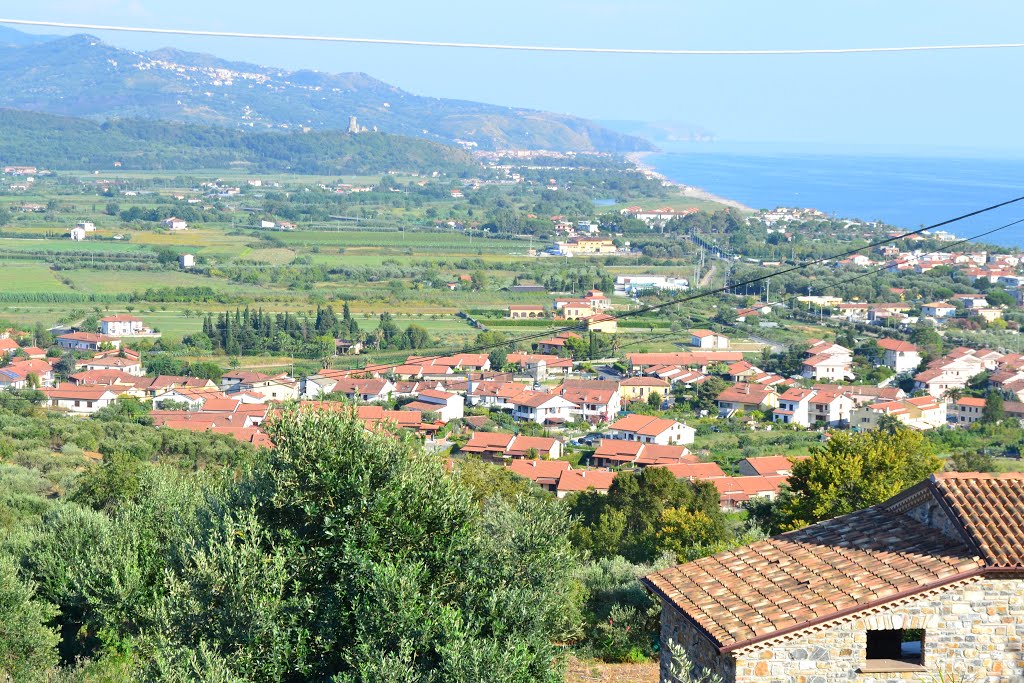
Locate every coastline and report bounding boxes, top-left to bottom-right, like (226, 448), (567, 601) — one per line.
(626, 151), (754, 213)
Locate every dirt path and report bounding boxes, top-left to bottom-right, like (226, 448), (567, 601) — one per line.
(565, 657), (658, 683)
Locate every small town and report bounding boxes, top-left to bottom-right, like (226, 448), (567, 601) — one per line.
(1, 6), (1024, 683)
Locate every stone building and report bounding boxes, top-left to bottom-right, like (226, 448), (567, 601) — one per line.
(642, 472), (1024, 682)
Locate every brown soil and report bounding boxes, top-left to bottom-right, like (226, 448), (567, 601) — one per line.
(565, 657), (658, 683)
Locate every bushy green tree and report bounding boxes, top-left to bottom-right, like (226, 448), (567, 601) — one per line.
(144, 408), (581, 681)
(0, 557), (60, 682)
(752, 427), (942, 533)
(568, 467), (727, 563)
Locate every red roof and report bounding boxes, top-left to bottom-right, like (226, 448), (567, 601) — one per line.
(508, 459), (571, 484)
(556, 469), (616, 493)
(654, 462), (727, 479)
(876, 338), (919, 353)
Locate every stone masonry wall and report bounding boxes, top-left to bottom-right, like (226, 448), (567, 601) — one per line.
(660, 576), (1024, 683)
(659, 599), (737, 681)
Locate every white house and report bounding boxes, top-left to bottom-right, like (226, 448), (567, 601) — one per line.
(76, 221), (96, 232)
(877, 338), (922, 374)
(510, 392), (575, 425)
(99, 314), (146, 337)
(42, 384), (119, 414)
(163, 217), (189, 231)
(56, 332), (121, 352)
(773, 387), (816, 427)
(922, 301), (956, 318)
(690, 329), (730, 349)
(607, 414), (696, 446)
(69, 227), (87, 241)
(403, 389), (465, 422)
(801, 353), (855, 381)
(179, 254), (195, 269)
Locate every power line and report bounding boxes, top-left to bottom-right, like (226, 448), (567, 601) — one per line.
(611, 215), (1024, 355)
(4, 18), (1024, 56)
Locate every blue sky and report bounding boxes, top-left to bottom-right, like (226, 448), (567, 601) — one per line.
(8, 1), (1024, 151)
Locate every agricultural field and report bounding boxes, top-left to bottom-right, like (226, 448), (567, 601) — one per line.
(0, 261), (72, 293)
(0, 160), (727, 363)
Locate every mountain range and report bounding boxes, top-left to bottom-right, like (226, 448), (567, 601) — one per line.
(0, 26), (651, 153)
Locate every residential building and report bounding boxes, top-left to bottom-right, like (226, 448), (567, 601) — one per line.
(507, 459), (572, 494)
(618, 377), (670, 404)
(56, 332), (121, 352)
(807, 390), (855, 427)
(554, 469), (617, 498)
(690, 329), (730, 349)
(0, 359), (55, 389)
(98, 314), (146, 336)
(463, 433), (563, 462)
(42, 384), (119, 414)
(772, 387), (815, 427)
(607, 414), (695, 446)
(717, 383), (779, 417)
(75, 354), (144, 377)
(736, 455), (802, 477)
(558, 382), (621, 423)
(629, 352), (744, 374)
(163, 217), (188, 230)
(585, 313), (618, 334)
(508, 305), (546, 319)
(851, 395), (947, 431)
(510, 392), (575, 425)
(712, 475), (789, 511)
(591, 440), (695, 468)
(800, 342), (855, 381)
(952, 396), (986, 426)
(921, 300), (956, 318)
(876, 338), (922, 373)
(642, 473), (1024, 683)
(402, 389), (465, 422)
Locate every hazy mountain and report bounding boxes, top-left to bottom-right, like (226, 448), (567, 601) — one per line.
(0, 29), (652, 153)
(598, 120), (716, 149)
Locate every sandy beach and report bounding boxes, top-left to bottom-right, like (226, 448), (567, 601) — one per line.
(626, 151), (754, 212)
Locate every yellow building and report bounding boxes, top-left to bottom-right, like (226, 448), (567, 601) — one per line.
(618, 377), (670, 403)
(563, 237), (617, 255)
(586, 314), (618, 334)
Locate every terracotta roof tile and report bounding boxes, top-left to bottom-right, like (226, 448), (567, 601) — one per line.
(643, 473), (1024, 651)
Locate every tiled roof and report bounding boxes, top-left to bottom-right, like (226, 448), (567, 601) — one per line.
(643, 473), (1024, 652)
(608, 414), (686, 437)
(930, 473), (1024, 567)
(556, 468), (617, 493)
(508, 459), (570, 484)
(739, 455), (803, 476)
(876, 338), (918, 352)
(653, 462), (727, 480)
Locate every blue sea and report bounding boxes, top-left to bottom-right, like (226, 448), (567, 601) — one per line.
(646, 147), (1024, 248)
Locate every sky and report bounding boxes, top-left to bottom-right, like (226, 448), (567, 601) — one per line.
(6, 1), (1024, 152)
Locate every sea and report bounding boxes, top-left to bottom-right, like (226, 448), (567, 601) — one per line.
(645, 146), (1024, 249)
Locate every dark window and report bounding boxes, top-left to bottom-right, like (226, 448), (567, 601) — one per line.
(866, 629), (922, 665)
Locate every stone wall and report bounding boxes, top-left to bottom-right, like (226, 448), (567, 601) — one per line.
(660, 576), (1024, 683)
(659, 598), (736, 681)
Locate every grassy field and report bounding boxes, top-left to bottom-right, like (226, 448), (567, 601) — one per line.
(60, 268), (267, 296)
(0, 262), (72, 293)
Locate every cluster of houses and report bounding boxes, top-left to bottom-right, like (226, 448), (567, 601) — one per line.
(495, 450), (798, 510)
